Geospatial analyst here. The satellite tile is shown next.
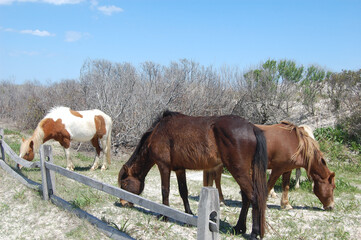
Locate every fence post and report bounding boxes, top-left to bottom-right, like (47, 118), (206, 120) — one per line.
(0, 129), (4, 161)
(197, 187), (220, 240)
(40, 145), (55, 200)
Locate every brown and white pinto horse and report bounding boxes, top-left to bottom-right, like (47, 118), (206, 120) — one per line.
(204, 121), (335, 210)
(19, 106), (112, 171)
(118, 111), (268, 239)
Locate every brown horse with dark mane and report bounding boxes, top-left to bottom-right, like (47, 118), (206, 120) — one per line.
(118, 111), (268, 239)
(204, 121), (335, 210)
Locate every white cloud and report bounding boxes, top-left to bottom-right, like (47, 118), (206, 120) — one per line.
(1, 27), (55, 37)
(97, 5), (123, 16)
(20, 29), (55, 37)
(65, 31), (89, 42)
(0, 0), (84, 5)
(9, 50), (40, 57)
(43, 0), (84, 4)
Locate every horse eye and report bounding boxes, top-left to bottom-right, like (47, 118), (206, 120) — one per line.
(321, 158), (326, 165)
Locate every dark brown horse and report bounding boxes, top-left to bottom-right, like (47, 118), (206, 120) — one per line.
(118, 111), (268, 239)
(204, 121), (335, 210)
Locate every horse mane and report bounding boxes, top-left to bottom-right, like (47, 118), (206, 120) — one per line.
(162, 110), (183, 118)
(28, 107), (68, 152)
(280, 121), (323, 179)
(126, 110), (182, 167)
(25, 118), (48, 153)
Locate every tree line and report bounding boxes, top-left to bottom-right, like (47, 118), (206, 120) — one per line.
(1, 59), (360, 149)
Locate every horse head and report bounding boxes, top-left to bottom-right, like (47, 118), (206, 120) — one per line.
(118, 165), (145, 207)
(312, 158), (336, 211)
(19, 138), (35, 161)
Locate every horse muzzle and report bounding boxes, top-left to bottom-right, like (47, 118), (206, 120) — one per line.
(324, 202), (334, 211)
(119, 199), (134, 208)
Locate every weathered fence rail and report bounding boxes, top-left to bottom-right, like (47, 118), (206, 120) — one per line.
(0, 129), (41, 191)
(0, 128), (220, 240)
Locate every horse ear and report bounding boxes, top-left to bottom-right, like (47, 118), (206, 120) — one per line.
(22, 137), (25, 142)
(29, 140), (34, 149)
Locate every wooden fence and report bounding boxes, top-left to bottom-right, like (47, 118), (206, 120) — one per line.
(0, 128), (220, 240)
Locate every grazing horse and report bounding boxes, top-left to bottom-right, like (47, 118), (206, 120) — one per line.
(204, 121), (335, 210)
(268, 124), (315, 198)
(19, 106), (112, 171)
(118, 111), (268, 239)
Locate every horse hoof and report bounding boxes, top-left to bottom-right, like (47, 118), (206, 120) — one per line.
(100, 166), (107, 171)
(119, 199), (134, 208)
(250, 233), (260, 240)
(269, 189), (278, 198)
(232, 226), (246, 235)
(281, 204), (293, 210)
(269, 193), (278, 198)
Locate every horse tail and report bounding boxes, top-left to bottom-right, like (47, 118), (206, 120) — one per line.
(252, 126), (268, 238)
(106, 118), (112, 165)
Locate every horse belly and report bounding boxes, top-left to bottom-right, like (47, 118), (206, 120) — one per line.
(66, 121), (97, 142)
(171, 146), (221, 170)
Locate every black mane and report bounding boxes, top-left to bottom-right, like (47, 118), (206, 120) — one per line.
(126, 110), (183, 166)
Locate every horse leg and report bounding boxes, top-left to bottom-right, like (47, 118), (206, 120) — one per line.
(203, 169), (212, 187)
(203, 166), (225, 204)
(251, 193), (262, 240)
(281, 171), (293, 210)
(90, 137), (102, 171)
(59, 136), (74, 171)
(267, 170), (278, 198)
(63, 147), (74, 171)
(157, 163), (171, 220)
(214, 165), (225, 204)
(99, 138), (108, 171)
(175, 169), (193, 215)
(233, 190), (250, 235)
(295, 168), (301, 189)
(267, 170), (282, 198)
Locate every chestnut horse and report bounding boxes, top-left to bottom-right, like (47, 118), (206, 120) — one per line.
(118, 111), (268, 239)
(19, 106), (112, 171)
(204, 121), (335, 210)
(268, 124), (315, 198)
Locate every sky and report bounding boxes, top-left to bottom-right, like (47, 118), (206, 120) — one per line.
(0, 0), (360, 84)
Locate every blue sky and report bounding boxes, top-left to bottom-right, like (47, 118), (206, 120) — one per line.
(1, 0), (360, 84)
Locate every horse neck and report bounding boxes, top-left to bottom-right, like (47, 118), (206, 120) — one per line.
(309, 155), (331, 180)
(30, 125), (45, 152)
(293, 126), (324, 178)
(130, 151), (155, 182)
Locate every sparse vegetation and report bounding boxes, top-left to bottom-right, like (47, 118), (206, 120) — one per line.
(0, 59), (360, 239)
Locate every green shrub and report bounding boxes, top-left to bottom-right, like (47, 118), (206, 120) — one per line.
(315, 126), (361, 155)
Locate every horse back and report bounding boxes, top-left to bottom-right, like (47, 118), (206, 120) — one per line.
(148, 114), (221, 170)
(45, 107), (111, 141)
(256, 124), (300, 170)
